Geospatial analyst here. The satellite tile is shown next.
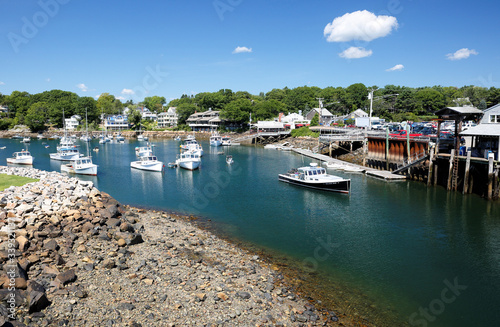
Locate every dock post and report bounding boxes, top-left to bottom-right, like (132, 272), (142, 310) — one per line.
(447, 149), (455, 191)
(427, 145), (435, 187)
(386, 128), (389, 171)
(487, 153), (494, 200)
(463, 151), (471, 194)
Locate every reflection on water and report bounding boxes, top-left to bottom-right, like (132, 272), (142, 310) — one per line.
(130, 168), (164, 199)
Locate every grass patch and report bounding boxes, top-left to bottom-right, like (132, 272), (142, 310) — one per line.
(0, 174), (39, 191)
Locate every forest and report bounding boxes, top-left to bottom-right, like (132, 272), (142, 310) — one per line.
(1, 84), (499, 132)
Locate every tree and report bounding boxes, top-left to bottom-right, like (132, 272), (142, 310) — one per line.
(345, 83), (368, 110)
(96, 93), (116, 116)
(26, 102), (49, 132)
(415, 88), (445, 114)
(254, 99), (286, 121)
(220, 98), (253, 124)
(143, 96), (166, 112)
(176, 103), (198, 125)
(310, 113), (319, 126)
(127, 108), (142, 128)
(6, 91), (32, 124)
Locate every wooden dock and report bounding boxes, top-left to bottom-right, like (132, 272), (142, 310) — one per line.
(291, 148), (407, 181)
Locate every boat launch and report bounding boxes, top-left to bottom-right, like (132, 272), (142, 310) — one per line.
(278, 163), (350, 194)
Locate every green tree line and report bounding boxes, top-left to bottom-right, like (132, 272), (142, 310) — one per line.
(1, 84), (499, 132)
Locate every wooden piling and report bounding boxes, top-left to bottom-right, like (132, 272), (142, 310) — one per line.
(488, 153), (494, 200)
(427, 145), (435, 187)
(463, 151), (471, 194)
(447, 149), (455, 191)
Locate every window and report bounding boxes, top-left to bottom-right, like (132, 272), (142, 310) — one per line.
(490, 114), (500, 123)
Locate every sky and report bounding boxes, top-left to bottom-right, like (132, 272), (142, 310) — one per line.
(0, 0), (499, 103)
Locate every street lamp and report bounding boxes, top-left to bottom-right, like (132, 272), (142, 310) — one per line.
(367, 90), (399, 130)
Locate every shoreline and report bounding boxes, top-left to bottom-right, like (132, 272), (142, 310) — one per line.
(0, 166), (374, 326)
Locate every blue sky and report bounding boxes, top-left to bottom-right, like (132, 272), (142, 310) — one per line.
(1, 0), (499, 102)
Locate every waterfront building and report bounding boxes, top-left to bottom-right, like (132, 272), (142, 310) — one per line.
(157, 107), (178, 128)
(64, 115), (80, 130)
(186, 110), (223, 131)
(305, 107), (334, 126)
(104, 114), (129, 131)
(460, 103), (500, 160)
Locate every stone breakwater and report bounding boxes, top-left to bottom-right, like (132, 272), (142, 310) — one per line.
(0, 167), (346, 326)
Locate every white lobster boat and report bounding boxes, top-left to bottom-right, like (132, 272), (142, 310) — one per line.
(61, 157), (98, 176)
(130, 155), (164, 172)
(175, 150), (201, 170)
(279, 163), (350, 194)
(6, 150), (33, 165)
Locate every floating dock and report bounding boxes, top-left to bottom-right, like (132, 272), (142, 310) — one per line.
(291, 148), (407, 181)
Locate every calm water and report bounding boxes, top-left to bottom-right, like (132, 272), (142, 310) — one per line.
(2, 137), (499, 326)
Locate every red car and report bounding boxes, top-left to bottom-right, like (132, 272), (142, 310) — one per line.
(389, 130), (423, 138)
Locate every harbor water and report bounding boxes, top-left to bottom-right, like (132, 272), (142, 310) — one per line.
(1, 137), (499, 326)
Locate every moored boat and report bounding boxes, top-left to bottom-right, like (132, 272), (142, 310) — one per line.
(175, 150), (201, 170)
(50, 147), (81, 161)
(226, 155), (234, 165)
(61, 157), (98, 176)
(221, 136), (231, 146)
(135, 145), (153, 157)
(130, 155), (164, 172)
(210, 131), (222, 147)
(6, 150), (33, 165)
(278, 163), (350, 194)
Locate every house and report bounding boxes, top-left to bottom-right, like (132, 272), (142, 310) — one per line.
(186, 110), (223, 131)
(305, 108), (334, 126)
(104, 115), (129, 131)
(255, 121), (285, 133)
(348, 109), (368, 120)
(157, 107), (178, 128)
(0, 105), (8, 114)
(278, 112), (310, 129)
(460, 104), (500, 160)
(139, 106), (157, 121)
(65, 115), (81, 130)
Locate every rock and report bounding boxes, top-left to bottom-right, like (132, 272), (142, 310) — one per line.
(117, 238), (127, 247)
(27, 281), (50, 313)
(236, 291), (251, 300)
(16, 235), (29, 251)
(194, 293), (207, 302)
(56, 269), (77, 285)
(43, 239), (59, 251)
(102, 259), (116, 269)
(216, 292), (229, 301)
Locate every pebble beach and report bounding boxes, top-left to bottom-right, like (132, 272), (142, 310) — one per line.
(0, 166), (367, 327)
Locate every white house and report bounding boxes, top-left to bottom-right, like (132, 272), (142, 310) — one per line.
(186, 110), (223, 131)
(460, 103), (500, 160)
(65, 115), (81, 130)
(105, 114), (129, 131)
(157, 107), (178, 128)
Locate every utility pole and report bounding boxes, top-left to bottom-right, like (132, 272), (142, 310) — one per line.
(368, 90), (374, 130)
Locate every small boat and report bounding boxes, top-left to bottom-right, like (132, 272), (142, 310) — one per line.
(175, 150), (201, 170)
(180, 140), (203, 156)
(6, 150), (33, 165)
(21, 137), (30, 143)
(11, 135), (22, 140)
(37, 134), (45, 140)
(61, 157), (98, 176)
(167, 162), (178, 168)
(0, 146), (6, 150)
(44, 145), (50, 148)
(93, 147), (99, 152)
(221, 136), (231, 146)
(210, 131), (222, 147)
(324, 161), (346, 170)
(116, 133), (125, 142)
(343, 166), (365, 173)
(50, 147), (81, 161)
(80, 135), (92, 142)
(217, 151), (224, 155)
(174, 136), (182, 141)
(226, 155), (234, 165)
(137, 134), (145, 141)
(130, 155), (164, 172)
(278, 163), (350, 194)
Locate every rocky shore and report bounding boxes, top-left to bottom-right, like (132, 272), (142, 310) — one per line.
(0, 167), (353, 326)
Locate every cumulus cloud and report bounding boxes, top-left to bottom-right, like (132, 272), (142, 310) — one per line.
(386, 64), (404, 71)
(324, 10), (398, 42)
(121, 88), (135, 95)
(232, 46), (252, 54)
(0, 81), (5, 85)
(339, 47), (372, 59)
(116, 96), (126, 101)
(446, 48), (478, 60)
(77, 83), (88, 92)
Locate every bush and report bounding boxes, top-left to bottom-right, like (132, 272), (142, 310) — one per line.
(291, 126), (319, 138)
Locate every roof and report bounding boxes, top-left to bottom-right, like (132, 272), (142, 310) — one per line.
(435, 106), (484, 120)
(460, 124), (500, 137)
(256, 121), (284, 129)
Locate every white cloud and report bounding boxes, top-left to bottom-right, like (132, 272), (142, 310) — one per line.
(116, 96), (126, 101)
(446, 48), (478, 61)
(46, 78), (51, 82)
(121, 88), (135, 95)
(77, 83), (88, 92)
(232, 46), (252, 54)
(0, 81), (5, 85)
(339, 47), (373, 59)
(386, 64), (404, 71)
(324, 10), (398, 42)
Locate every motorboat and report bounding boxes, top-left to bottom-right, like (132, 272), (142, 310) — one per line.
(278, 163), (350, 194)
(137, 134), (145, 141)
(185, 134), (195, 141)
(226, 155), (234, 165)
(130, 155), (164, 172)
(210, 132), (222, 147)
(6, 150), (33, 165)
(50, 146), (81, 161)
(324, 161), (347, 170)
(80, 135), (92, 142)
(343, 165), (365, 173)
(135, 145), (153, 157)
(61, 156), (97, 176)
(37, 134), (45, 140)
(57, 136), (76, 149)
(180, 140), (203, 156)
(174, 136), (182, 141)
(221, 136), (231, 146)
(116, 133), (125, 142)
(175, 150), (201, 170)
(21, 137), (30, 143)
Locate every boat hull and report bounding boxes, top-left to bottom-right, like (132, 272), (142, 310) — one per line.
(130, 161), (164, 172)
(177, 160), (201, 170)
(61, 164), (97, 176)
(6, 157), (33, 165)
(50, 153), (81, 161)
(278, 174), (350, 193)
